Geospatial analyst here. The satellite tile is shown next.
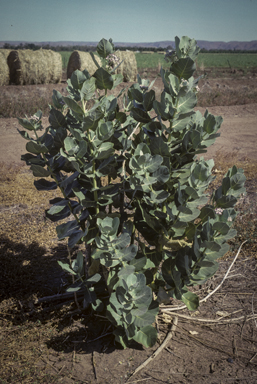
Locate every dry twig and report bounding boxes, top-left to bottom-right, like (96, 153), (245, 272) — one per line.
(251, 292), (257, 329)
(161, 312), (257, 325)
(92, 351), (97, 380)
(127, 316), (178, 382)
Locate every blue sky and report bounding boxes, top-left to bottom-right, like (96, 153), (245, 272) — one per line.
(0, 0), (256, 43)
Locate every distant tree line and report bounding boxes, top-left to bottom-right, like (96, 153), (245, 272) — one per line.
(3, 42), (97, 52)
(2, 42), (257, 53)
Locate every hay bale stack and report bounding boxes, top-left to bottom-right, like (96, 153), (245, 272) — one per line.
(67, 51), (101, 79)
(0, 50), (11, 85)
(115, 51), (137, 82)
(7, 49), (62, 85)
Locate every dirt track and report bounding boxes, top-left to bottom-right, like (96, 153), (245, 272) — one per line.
(1, 103), (257, 165)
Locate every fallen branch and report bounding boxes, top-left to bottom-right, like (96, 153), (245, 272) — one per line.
(35, 291), (85, 304)
(200, 240), (248, 303)
(161, 312), (257, 325)
(127, 316), (178, 382)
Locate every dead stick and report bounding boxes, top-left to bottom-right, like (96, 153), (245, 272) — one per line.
(40, 357), (59, 373)
(161, 312), (257, 324)
(252, 292), (257, 329)
(92, 351), (97, 380)
(35, 291), (85, 304)
(200, 240), (248, 303)
(127, 316), (178, 381)
(250, 352), (257, 363)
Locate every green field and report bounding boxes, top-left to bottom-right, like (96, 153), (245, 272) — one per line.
(59, 51), (257, 70)
(60, 51), (72, 68)
(135, 52), (257, 69)
(197, 53), (257, 69)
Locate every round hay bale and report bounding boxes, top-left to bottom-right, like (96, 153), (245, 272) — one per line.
(7, 49), (62, 85)
(43, 50), (62, 83)
(115, 51), (137, 82)
(67, 51), (101, 79)
(0, 50), (10, 85)
(0, 49), (11, 59)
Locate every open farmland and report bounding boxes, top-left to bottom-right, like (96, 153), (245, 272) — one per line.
(59, 51), (257, 71)
(136, 52), (257, 70)
(1, 56), (257, 383)
(197, 52), (257, 69)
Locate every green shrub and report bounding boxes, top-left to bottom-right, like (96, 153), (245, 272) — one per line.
(18, 36), (245, 349)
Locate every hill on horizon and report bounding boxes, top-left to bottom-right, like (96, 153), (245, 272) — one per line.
(1, 40), (257, 51)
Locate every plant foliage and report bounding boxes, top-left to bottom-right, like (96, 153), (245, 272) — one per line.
(18, 36), (245, 348)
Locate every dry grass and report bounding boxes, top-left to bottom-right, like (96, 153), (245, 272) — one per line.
(0, 50), (10, 86)
(0, 66), (257, 118)
(0, 82), (68, 118)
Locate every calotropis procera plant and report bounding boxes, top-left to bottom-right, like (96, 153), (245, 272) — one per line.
(18, 37), (246, 349)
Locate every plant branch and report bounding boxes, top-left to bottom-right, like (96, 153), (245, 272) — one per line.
(127, 316), (178, 381)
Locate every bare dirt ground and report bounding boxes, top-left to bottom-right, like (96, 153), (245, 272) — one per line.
(1, 70), (257, 384)
(1, 103), (257, 165)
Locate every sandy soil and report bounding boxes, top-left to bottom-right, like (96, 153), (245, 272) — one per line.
(1, 103), (257, 165)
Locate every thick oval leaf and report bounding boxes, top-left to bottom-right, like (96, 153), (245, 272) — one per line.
(171, 57), (196, 80)
(52, 89), (65, 109)
(177, 91), (197, 113)
(128, 86), (144, 102)
(181, 291), (199, 311)
(30, 164), (50, 177)
(34, 179), (57, 191)
(143, 90), (155, 111)
(130, 108), (152, 123)
(26, 141), (48, 154)
(94, 142), (114, 159)
(70, 70), (88, 90)
(17, 117), (35, 131)
(64, 136), (79, 156)
(213, 221), (230, 235)
(132, 325), (158, 348)
(80, 77), (96, 101)
(49, 108), (66, 129)
(153, 166), (170, 184)
(18, 130), (32, 140)
(56, 220), (79, 239)
(63, 96), (84, 116)
(94, 67), (113, 90)
(216, 195), (238, 208)
(57, 261), (76, 275)
(68, 229), (87, 248)
(97, 38), (114, 58)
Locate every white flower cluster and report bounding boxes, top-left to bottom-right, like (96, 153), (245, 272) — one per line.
(179, 78), (200, 93)
(179, 78), (189, 88)
(215, 208), (224, 215)
(106, 53), (121, 69)
(30, 114), (40, 121)
(214, 208), (233, 222)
